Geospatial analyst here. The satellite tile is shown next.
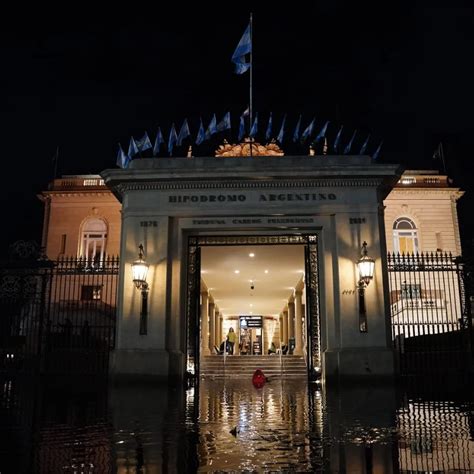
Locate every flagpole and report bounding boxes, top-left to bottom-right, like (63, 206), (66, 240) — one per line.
(249, 12), (254, 158)
(53, 146), (59, 179)
(249, 12), (253, 129)
(440, 142), (446, 174)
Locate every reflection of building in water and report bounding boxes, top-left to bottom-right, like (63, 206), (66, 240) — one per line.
(397, 399), (474, 471)
(197, 379), (323, 471)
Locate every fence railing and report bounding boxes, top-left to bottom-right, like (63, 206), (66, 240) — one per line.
(0, 256), (119, 375)
(387, 252), (472, 375)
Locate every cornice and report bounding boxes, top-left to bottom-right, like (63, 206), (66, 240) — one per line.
(115, 177), (385, 195)
(386, 188), (464, 200)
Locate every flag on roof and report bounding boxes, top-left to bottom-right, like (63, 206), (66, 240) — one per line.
(249, 113), (258, 138)
(153, 127), (164, 156)
(168, 124), (178, 155)
(216, 112), (231, 132)
(372, 140), (383, 160)
(204, 114), (217, 140)
(315, 121), (329, 142)
(333, 126), (343, 152)
(195, 119), (205, 145)
(343, 130), (357, 154)
(136, 131), (152, 152)
(277, 114), (287, 143)
(359, 134), (370, 155)
(265, 112), (273, 141)
(301, 118), (315, 141)
(128, 137), (139, 158)
(231, 23), (251, 74)
(116, 143), (129, 168)
(293, 115), (302, 142)
(177, 119), (191, 146)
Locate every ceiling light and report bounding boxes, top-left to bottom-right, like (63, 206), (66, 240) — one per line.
(264, 270), (269, 274)
(249, 304), (253, 307)
(249, 252), (255, 258)
(234, 270), (240, 274)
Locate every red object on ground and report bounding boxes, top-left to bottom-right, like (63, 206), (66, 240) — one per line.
(252, 369), (266, 388)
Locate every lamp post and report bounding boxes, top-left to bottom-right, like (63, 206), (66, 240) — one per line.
(131, 244), (149, 335)
(356, 241), (375, 333)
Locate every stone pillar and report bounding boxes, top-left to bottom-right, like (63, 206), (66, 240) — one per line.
(282, 309), (289, 345)
(214, 307), (220, 347)
(200, 290), (210, 355)
(294, 290), (303, 355)
(288, 298), (295, 341)
(208, 299), (215, 352)
(218, 315), (223, 346)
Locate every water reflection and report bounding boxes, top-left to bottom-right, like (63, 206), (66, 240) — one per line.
(0, 375), (473, 472)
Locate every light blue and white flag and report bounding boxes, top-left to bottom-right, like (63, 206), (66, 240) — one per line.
(116, 143), (129, 168)
(168, 124), (178, 155)
(153, 127), (164, 156)
(293, 115), (302, 142)
(216, 112), (231, 132)
(333, 126), (344, 152)
(265, 112), (273, 141)
(277, 114), (287, 143)
(359, 134), (370, 155)
(177, 119), (191, 146)
(301, 118), (315, 141)
(372, 140), (383, 160)
(128, 137), (139, 158)
(231, 23), (251, 74)
(343, 130), (357, 154)
(249, 113), (258, 138)
(315, 121), (330, 142)
(136, 131), (152, 152)
(195, 119), (205, 145)
(204, 114), (217, 140)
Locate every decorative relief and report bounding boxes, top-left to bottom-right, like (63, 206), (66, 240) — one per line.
(196, 235), (308, 246)
(215, 139), (284, 157)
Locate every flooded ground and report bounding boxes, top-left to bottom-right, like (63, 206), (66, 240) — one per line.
(0, 375), (473, 473)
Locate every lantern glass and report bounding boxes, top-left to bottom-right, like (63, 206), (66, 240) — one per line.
(357, 241), (375, 286)
(132, 257), (149, 288)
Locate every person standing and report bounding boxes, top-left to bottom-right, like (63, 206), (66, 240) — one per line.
(226, 327), (237, 355)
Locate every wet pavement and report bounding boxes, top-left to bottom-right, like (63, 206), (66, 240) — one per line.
(0, 375), (473, 473)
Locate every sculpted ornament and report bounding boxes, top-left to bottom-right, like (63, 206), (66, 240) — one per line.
(215, 138), (284, 157)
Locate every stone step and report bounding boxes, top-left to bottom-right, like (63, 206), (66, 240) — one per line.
(200, 355), (307, 378)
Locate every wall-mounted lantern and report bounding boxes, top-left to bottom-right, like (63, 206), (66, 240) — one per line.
(356, 241), (374, 332)
(131, 244), (149, 335)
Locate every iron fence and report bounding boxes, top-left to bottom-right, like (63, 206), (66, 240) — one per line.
(0, 255), (119, 375)
(387, 252), (472, 375)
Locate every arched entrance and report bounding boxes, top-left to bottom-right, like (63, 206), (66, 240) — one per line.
(185, 234), (320, 380)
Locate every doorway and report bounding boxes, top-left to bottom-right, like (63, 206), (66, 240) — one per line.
(186, 234), (321, 380)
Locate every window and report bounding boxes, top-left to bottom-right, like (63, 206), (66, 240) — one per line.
(401, 284), (421, 299)
(81, 285), (102, 301)
(60, 234), (67, 254)
(393, 217), (419, 254)
(80, 218), (107, 264)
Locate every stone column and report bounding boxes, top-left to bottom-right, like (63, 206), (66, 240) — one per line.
(214, 307), (220, 347)
(294, 290), (303, 355)
(288, 297), (295, 341)
(208, 299), (215, 353)
(200, 290), (210, 355)
(282, 309), (289, 345)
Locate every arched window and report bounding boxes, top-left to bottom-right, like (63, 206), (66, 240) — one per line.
(393, 217), (419, 254)
(80, 218), (107, 264)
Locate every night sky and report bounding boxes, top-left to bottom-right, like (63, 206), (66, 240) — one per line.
(2, 4), (474, 257)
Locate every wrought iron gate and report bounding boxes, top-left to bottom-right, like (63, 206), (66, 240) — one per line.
(387, 252), (472, 375)
(0, 247), (119, 375)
